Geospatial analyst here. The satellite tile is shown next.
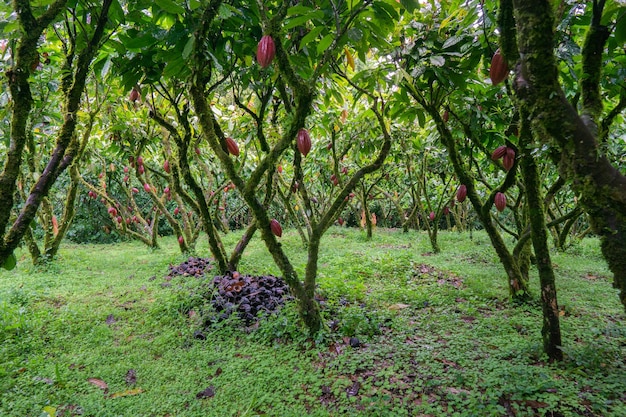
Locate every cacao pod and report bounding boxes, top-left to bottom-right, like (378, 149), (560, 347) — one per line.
(143, 183), (151, 193)
(174, 207), (179, 215)
(257, 35), (275, 68)
(132, 187), (139, 194)
(108, 207), (117, 217)
(443, 110), (449, 123)
(495, 192), (506, 212)
(277, 165), (283, 174)
(123, 166), (129, 173)
(164, 160), (170, 173)
(491, 145), (507, 161)
(178, 236), (184, 245)
(270, 219), (282, 237)
(429, 211), (435, 221)
(338, 218), (344, 226)
(225, 137), (240, 156)
(138, 165), (145, 175)
(137, 156), (143, 166)
(490, 49), (508, 86)
(297, 129), (311, 156)
(456, 184), (467, 203)
(129, 87), (140, 102)
(443, 206), (450, 215)
(164, 187), (170, 194)
(502, 149), (515, 171)
(117, 216), (123, 224)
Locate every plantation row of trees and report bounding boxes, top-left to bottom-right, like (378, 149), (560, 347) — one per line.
(1, 0), (625, 360)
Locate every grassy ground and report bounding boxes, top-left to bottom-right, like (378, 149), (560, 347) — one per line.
(1, 228), (624, 417)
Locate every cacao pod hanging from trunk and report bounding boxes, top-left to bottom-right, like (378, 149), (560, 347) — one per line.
(297, 128), (311, 156)
(502, 148), (515, 171)
(456, 184), (467, 203)
(257, 35), (275, 68)
(495, 192), (507, 212)
(270, 219), (282, 238)
(489, 49), (508, 86)
(491, 145), (507, 161)
(225, 137), (240, 157)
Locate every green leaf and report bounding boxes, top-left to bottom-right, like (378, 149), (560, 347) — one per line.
(2, 252), (17, 271)
(182, 36), (195, 60)
(317, 34), (334, 55)
(400, 0), (420, 13)
(284, 11), (324, 30)
(154, 0), (185, 15)
(300, 26), (324, 48)
(430, 55), (445, 67)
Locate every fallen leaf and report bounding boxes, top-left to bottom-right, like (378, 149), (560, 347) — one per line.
(125, 369), (137, 386)
(388, 303), (410, 311)
(110, 388), (144, 398)
(214, 367), (222, 377)
(524, 399), (549, 408)
(346, 381), (360, 397)
(196, 386), (215, 399)
(88, 378), (109, 392)
(105, 314), (116, 325)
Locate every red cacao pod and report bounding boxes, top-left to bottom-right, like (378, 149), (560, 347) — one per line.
(456, 184), (467, 203)
(164, 187), (170, 194)
(123, 166), (129, 173)
(443, 206), (450, 215)
(297, 129), (311, 156)
(132, 187), (139, 194)
(225, 137), (240, 156)
(129, 87), (140, 102)
(502, 148), (515, 171)
(174, 207), (179, 215)
(270, 219), (282, 238)
(429, 211), (435, 221)
(257, 35), (275, 68)
(491, 145), (507, 161)
(338, 218), (344, 226)
(108, 207), (117, 217)
(495, 192), (506, 212)
(137, 156), (143, 166)
(143, 183), (151, 193)
(163, 160), (170, 173)
(277, 165), (283, 174)
(178, 236), (184, 245)
(116, 216), (123, 224)
(138, 165), (145, 175)
(443, 110), (449, 123)
(490, 49), (508, 86)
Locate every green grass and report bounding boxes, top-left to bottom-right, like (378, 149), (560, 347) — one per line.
(1, 228), (624, 416)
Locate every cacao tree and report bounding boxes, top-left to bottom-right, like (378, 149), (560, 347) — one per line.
(504, 0), (626, 312)
(0, 0), (116, 269)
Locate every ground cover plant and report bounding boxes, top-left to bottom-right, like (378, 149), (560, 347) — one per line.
(1, 228), (624, 417)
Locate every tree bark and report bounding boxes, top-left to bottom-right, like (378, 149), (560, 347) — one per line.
(511, 0), (626, 311)
(0, 0), (112, 265)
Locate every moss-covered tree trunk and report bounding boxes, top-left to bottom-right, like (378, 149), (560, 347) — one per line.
(511, 0), (626, 311)
(0, 0), (113, 266)
(519, 107), (563, 361)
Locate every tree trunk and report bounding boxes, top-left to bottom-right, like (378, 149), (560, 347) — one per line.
(0, 0), (112, 266)
(519, 107), (563, 361)
(511, 0), (626, 312)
